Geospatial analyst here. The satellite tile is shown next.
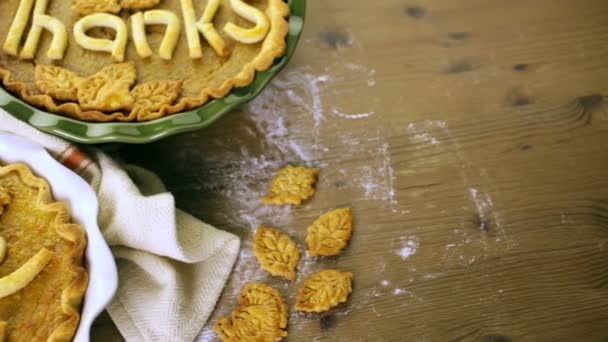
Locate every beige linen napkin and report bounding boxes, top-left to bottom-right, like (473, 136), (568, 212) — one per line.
(0, 110), (241, 342)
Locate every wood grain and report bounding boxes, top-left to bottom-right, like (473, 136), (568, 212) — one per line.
(94, 0), (608, 340)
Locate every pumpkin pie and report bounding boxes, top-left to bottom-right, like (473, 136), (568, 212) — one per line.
(0, 163), (88, 341)
(0, 0), (290, 122)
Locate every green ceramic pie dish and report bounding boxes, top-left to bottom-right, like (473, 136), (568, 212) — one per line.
(0, 0), (305, 144)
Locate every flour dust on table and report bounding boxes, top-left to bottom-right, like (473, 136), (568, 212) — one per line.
(194, 60), (406, 340)
(197, 57), (501, 339)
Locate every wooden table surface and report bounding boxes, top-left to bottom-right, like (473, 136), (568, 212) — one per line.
(93, 0), (608, 340)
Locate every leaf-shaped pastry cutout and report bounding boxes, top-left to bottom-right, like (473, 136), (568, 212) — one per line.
(218, 306), (274, 341)
(0, 187), (9, 216)
(77, 63), (136, 111)
(294, 269), (353, 313)
(120, 0), (160, 10)
(96, 62), (136, 82)
(239, 283), (288, 330)
(215, 283), (288, 342)
(254, 226), (300, 280)
(34, 65), (83, 102)
(306, 208), (353, 256)
(262, 165), (319, 205)
(72, 0), (121, 15)
(131, 80), (182, 120)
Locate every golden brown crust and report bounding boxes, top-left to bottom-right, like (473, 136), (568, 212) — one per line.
(34, 65), (83, 102)
(306, 208), (353, 257)
(294, 270), (353, 313)
(0, 0), (290, 122)
(76, 62), (136, 112)
(120, 0), (160, 10)
(131, 80), (183, 121)
(0, 187), (9, 216)
(0, 163), (88, 342)
(262, 165), (319, 206)
(215, 283), (288, 342)
(72, 0), (121, 16)
(254, 226), (300, 280)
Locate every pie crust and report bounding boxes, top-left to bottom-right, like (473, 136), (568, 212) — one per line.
(306, 208), (353, 257)
(294, 269), (353, 313)
(253, 225), (300, 280)
(262, 165), (319, 206)
(0, 0), (289, 122)
(0, 163), (88, 341)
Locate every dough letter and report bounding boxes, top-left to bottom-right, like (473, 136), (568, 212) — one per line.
(74, 13), (128, 62)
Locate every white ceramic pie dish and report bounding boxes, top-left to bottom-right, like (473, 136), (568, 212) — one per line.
(0, 131), (118, 342)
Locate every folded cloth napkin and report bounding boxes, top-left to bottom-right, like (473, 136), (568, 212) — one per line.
(0, 110), (241, 342)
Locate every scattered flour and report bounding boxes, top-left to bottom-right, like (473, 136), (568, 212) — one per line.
(331, 108), (375, 120)
(421, 273), (442, 281)
(396, 236), (419, 260)
(280, 63), (374, 118)
(252, 66), (399, 214)
(381, 143), (398, 208)
(195, 62), (414, 340)
(271, 63), (378, 126)
(459, 255), (477, 266)
(468, 187), (507, 243)
(273, 72), (325, 128)
(357, 143), (400, 212)
(223, 63), (399, 227)
(413, 133), (440, 145)
(393, 288), (409, 296)
(406, 120), (446, 146)
(469, 187), (489, 230)
(218, 69), (343, 230)
(214, 153), (295, 230)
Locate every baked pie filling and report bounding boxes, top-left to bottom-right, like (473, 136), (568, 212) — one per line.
(0, 164), (87, 341)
